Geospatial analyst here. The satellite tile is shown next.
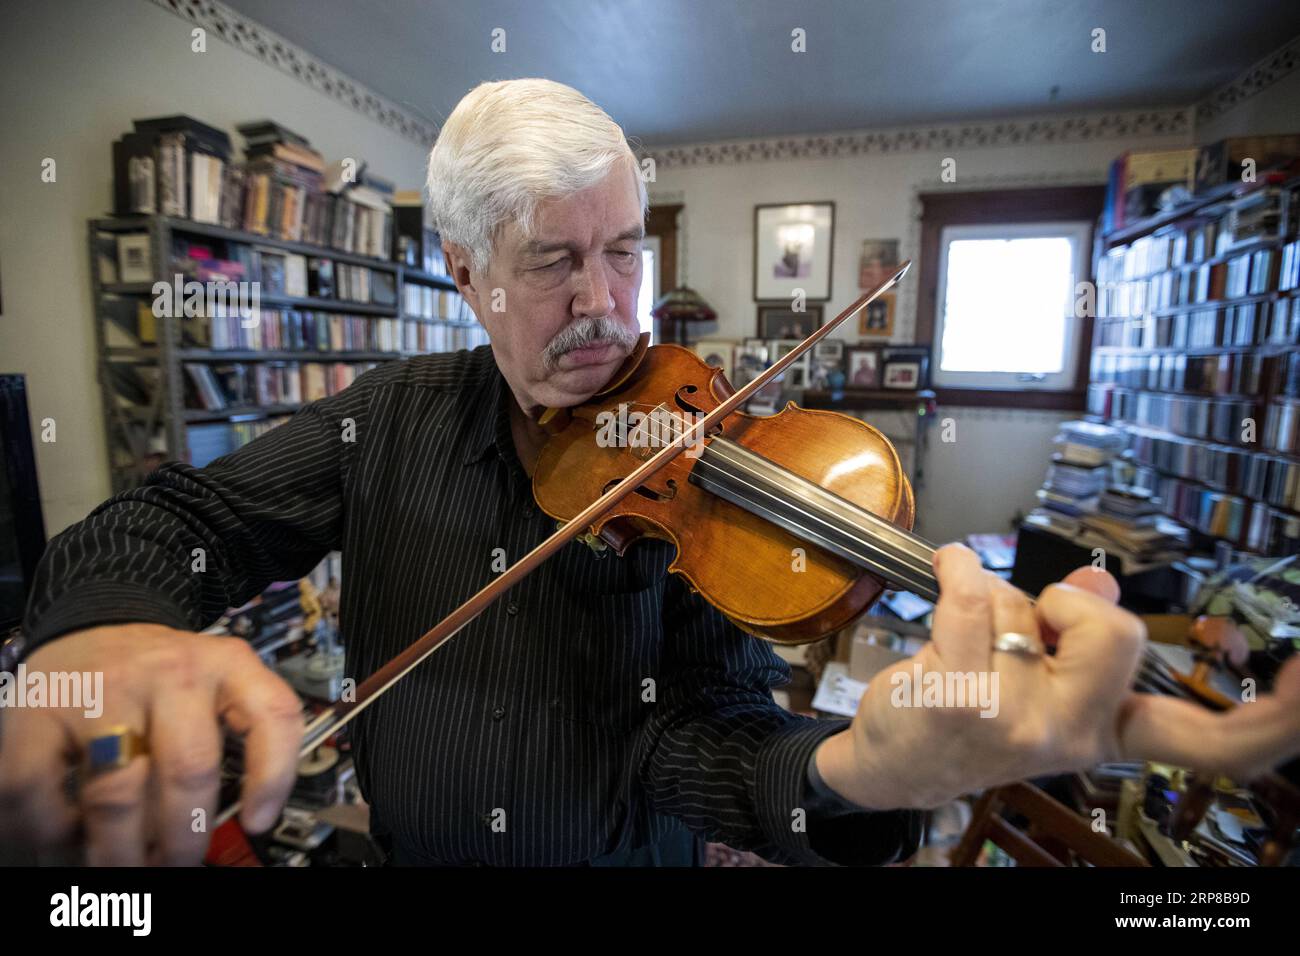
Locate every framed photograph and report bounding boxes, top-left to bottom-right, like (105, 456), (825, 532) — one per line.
(881, 346), (931, 390)
(788, 361), (810, 390)
(757, 304), (822, 339)
(769, 339), (801, 363)
(858, 292), (896, 337)
(859, 239), (900, 289)
(753, 201), (835, 301)
(813, 339), (844, 362)
(693, 339), (737, 382)
(882, 362), (921, 390)
(845, 346), (880, 388)
(734, 340), (769, 387)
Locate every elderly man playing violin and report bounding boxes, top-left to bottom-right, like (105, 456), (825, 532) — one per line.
(4, 79), (1298, 867)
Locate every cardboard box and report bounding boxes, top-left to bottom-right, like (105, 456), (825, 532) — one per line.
(846, 629), (909, 683)
(1122, 148), (1197, 222)
(1194, 134), (1300, 194)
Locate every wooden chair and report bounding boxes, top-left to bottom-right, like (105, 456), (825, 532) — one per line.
(949, 781), (1148, 867)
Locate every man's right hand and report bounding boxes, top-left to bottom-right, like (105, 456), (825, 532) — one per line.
(0, 624), (304, 865)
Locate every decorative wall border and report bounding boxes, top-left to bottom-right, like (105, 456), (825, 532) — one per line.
(1196, 33), (1300, 125)
(643, 108), (1190, 170)
(145, 0), (438, 147)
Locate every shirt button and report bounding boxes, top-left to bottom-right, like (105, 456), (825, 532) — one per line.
(492, 706), (506, 720)
(506, 602), (519, 616)
(521, 505), (535, 519)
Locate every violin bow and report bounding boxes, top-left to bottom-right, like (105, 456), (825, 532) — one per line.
(213, 264), (913, 827)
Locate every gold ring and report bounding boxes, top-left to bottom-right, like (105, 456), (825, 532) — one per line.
(992, 631), (1045, 657)
(85, 725), (148, 776)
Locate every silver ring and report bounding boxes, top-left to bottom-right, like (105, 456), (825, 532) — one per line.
(992, 631), (1045, 657)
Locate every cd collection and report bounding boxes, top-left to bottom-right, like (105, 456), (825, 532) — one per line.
(1122, 426), (1300, 553)
(1093, 293), (1298, 350)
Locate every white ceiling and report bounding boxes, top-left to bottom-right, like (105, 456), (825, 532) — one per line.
(221, 0), (1300, 143)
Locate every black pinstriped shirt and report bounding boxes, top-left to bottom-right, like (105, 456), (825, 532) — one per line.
(23, 345), (921, 866)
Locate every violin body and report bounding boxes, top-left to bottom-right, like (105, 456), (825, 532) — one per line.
(533, 343), (915, 644)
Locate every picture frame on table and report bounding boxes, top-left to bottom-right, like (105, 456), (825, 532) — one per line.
(756, 304), (823, 339)
(880, 346), (930, 390)
(813, 338), (844, 362)
(753, 201), (835, 301)
(733, 339), (770, 387)
(844, 346), (880, 388)
(692, 339), (737, 383)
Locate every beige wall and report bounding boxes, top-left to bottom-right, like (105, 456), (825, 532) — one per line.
(648, 125), (1190, 544)
(0, 0), (431, 534)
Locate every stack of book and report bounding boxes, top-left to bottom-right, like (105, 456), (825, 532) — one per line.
(238, 121), (326, 242)
(324, 159), (394, 260)
(111, 114), (398, 262)
(1076, 487), (1190, 575)
(1025, 421), (1126, 538)
(112, 115), (233, 224)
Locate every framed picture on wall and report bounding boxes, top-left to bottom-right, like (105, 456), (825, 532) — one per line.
(844, 346), (880, 388)
(753, 201), (835, 301)
(757, 304), (822, 339)
(858, 292), (896, 337)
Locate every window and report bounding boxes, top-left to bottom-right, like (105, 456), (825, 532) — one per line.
(933, 221), (1091, 390)
(916, 185), (1104, 409)
(636, 236), (660, 343)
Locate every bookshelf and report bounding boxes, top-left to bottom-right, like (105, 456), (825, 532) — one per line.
(1087, 173), (1300, 556)
(89, 214), (483, 493)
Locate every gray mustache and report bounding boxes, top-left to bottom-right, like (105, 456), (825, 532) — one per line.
(543, 316), (638, 370)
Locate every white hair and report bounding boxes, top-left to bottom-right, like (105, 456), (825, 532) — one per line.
(426, 78), (647, 274)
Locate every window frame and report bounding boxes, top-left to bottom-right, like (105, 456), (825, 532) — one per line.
(932, 219), (1093, 391)
(916, 186), (1104, 410)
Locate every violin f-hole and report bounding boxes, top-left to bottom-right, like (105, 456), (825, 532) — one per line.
(602, 476), (677, 502)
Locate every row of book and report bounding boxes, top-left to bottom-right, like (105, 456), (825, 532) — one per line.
(172, 237), (398, 306)
(1092, 390), (1259, 445)
(1093, 293), (1298, 350)
(1129, 465), (1300, 554)
(402, 283), (474, 322)
(188, 416), (290, 469)
(1099, 219), (1221, 280)
(183, 360), (380, 411)
(1123, 426), (1297, 499)
(114, 116), (396, 261)
(1097, 246), (1283, 320)
(1089, 350), (1271, 397)
(1099, 182), (1293, 279)
(185, 309), (487, 354)
(1264, 399), (1300, 454)
(1281, 237), (1300, 292)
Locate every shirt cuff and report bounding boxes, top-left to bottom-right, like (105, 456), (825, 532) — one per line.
(20, 579), (196, 660)
(755, 717), (922, 866)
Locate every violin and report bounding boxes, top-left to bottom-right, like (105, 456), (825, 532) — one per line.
(532, 331), (933, 644)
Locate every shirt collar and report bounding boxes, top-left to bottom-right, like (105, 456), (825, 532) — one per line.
(461, 346), (517, 467)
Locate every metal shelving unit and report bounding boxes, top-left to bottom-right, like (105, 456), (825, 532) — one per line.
(89, 214), (463, 493)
